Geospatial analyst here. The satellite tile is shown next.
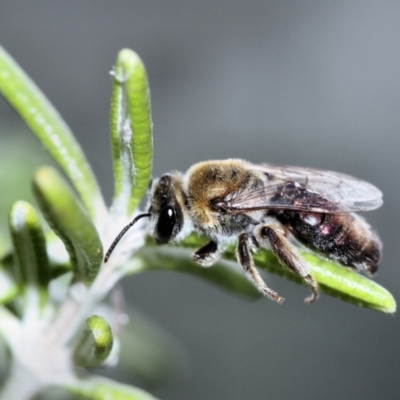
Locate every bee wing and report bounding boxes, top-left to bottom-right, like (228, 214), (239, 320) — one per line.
(225, 164), (383, 213)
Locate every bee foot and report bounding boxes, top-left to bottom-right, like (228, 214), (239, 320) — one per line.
(192, 240), (221, 267)
(303, 274), (319, 304)
(261, 287), (285, 304)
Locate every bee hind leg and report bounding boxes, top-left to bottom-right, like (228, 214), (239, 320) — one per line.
(237, 233), (285, 304)
(255, 224), (319, 304)
(192, 239), (222, 267)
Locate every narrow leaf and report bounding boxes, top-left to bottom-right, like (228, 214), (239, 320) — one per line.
(9, 201), (50, 311)
(0, 255), (19, 304)
(171, 234), (396, 313)
(0, 130), (54, 254)
(110, 49), (153, 216)
(133, 244), (261, 299)
(32, 166), (103, 284)
(0, 45), (106, 223)
(64, 376), (159, 400)
(73, 315), (113, 368)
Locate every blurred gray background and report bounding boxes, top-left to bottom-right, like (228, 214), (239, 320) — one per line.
(1, 1), (400, 399)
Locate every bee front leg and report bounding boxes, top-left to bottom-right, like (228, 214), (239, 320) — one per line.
(255, 224), (319, 304)
(192, 240), (222, 267)
(237, 233), (284, 304)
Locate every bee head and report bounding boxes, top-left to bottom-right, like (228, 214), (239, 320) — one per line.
(149, 173), (185, 244)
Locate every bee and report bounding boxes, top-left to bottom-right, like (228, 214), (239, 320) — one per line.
(105, 159), (383, 304)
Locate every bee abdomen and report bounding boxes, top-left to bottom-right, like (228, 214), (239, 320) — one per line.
(274, 211), (381, 274)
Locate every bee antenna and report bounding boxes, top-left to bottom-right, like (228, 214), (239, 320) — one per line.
(104, 213), (151, 263)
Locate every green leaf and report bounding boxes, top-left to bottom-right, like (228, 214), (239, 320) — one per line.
(32, 387), (88, 400)
(0, 334), (11, 389)
(292, 252), (396, 314)
(109, 49), (153, 216)
(247, 247), (396, 314)
(164, 234), (396, 313)
(0, 128), (55, 254)
(0, 45), (106, 223)
(0, 254), (19, 305)
(8, 201), (50, 311)
(32, 166), (103, 284)
(132, 243), (261, 299)
(64, 377), (159, 400)
(73, 315), (113, 368)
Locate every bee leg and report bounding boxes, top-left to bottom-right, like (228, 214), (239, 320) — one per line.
(192, 240), (221, 267)
(256, 225), (319, 304)
(237, 233), (285, 304)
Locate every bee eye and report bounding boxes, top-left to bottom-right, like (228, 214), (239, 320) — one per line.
(155, 206), (176, 244)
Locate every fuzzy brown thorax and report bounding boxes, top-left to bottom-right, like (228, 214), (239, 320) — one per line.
(184, 159), (263, 235)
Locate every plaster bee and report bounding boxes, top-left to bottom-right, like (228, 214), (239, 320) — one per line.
(105, 159), (383, 304)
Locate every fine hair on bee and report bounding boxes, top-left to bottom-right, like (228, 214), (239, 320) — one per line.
(105, 159), (383, 304)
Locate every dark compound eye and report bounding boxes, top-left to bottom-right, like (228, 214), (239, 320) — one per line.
(155, 206), (176, 244)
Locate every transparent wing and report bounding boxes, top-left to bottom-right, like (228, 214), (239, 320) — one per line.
(224, 164), (383, 214)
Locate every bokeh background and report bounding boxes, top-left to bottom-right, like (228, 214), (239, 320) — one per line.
(1, 2), (400, 399)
